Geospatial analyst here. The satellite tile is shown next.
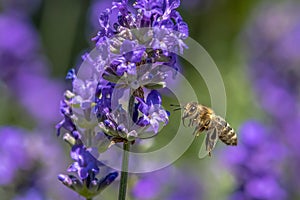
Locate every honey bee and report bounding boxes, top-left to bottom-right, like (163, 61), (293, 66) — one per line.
(172, 102), (237, 158)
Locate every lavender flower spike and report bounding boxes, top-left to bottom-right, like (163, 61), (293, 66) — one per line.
(56, 0), (189, 199)
(57, 0), (188, 147)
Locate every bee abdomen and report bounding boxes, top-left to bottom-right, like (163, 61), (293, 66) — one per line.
(218, 121), (237, 146)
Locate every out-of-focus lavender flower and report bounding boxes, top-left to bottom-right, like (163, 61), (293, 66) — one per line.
(245, 2), (300, 121)
(0, 0), (41, 16)
(13, 189), (44, 200)
(12, 71), (64, 125)
(0, 14), (41, 79)
(223, 121), (287, 200)
(0, 127), (29, 185)
(132, 165), (203, 200)
(0, 126), (78, 200)
(243, 2), (300, 198)
(0, 14), (65, 125)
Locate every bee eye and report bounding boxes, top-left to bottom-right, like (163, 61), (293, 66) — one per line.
(190, 106), (196, 112)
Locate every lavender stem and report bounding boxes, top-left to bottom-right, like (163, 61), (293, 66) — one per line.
(118, 142), (130, 200)
(118, 90), (134, 200)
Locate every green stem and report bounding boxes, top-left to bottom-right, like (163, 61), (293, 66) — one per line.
(118, 142), (130, 200)
(128, 91), (135, 122)
(118, 90), (134, 200)
(86, 198), (92, 200)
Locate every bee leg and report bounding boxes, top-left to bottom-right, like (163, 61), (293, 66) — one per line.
(188, 119), (193, 127)
(195, 131), (202, 137)
(191, 119), (197, 126)
(193, 126), (200, 136)
(195, 132), (200, 137)
(192, 127), (198, 135)
(199, 127), (205, 132)
(193, 125), (204, 136)
(207, 143), (212, 156)
(182, 118), (186, 127)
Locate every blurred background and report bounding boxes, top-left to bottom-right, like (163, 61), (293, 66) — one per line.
(1, 0), (300, 199)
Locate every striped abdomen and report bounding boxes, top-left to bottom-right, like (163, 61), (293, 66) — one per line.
(215, 116), (237, 146)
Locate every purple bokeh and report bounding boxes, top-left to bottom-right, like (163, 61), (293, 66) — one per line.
(0, 13), (65, 125)
(0, 0), (41, 16)
(245, 2), (300, 121)
(0, 127), (29, 185)
(0, 9), (79, 200)
(132, 165), (203, 200)
(227, 2), (300, 199)
(223, 121), (287, 200)
(12, 71), (64, 125)
(0, 14), (41, 81)
(0, 126), (78, 199)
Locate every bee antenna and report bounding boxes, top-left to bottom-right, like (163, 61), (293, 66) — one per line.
(170, 104), (181, 111)
(173, 107), (181, 111)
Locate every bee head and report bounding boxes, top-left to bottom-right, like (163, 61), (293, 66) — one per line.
(171, 102), (201, 127)
(182, 102), (199, 119)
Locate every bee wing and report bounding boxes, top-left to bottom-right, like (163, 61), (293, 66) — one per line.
(198, 128), (219, 159)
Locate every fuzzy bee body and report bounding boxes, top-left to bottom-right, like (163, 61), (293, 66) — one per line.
(211, 114), (237, 146)
(180, 102), (237, 157)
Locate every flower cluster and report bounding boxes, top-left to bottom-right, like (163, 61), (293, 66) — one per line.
(56, 0), (188, 198)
